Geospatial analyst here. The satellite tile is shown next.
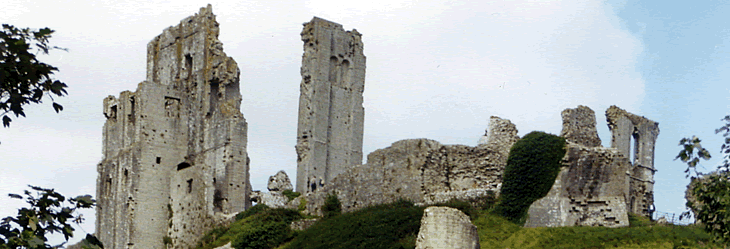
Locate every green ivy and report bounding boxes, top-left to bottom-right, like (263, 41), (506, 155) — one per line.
(495, 131), (566, 224)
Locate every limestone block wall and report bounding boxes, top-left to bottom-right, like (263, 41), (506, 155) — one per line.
(606, 105), (659, 216)
(560, 105), (602, 147)
(525, 142), (631, 228)
(96, 5), (250, 249)
(296, 17), (366, 193)
(298, 117), (517, 216)
(415, 207), (480, 249)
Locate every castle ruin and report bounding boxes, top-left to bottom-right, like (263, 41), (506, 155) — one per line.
(295, 17), (366, 193)
(96, 5), (250, 248)
(525, 105), (659, 227)
(94, 6), (668, 248)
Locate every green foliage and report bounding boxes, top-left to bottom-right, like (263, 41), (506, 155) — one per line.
(283, 200), (423, 249)
(680, 116), (730, 243)
(628, 213), (654, 227)
(297, 197), (307, 212)
(196, 207), (301, 249)
(72, 234), (104, 249)
(494, 131), (566, 224)
(688, 171), (730, 244)
(717, 115), (730, 172)
(433, 199), (479, 219)
(0, 185), (99, 249)
(474, 210), (719, 249)
(0, 24), (69, 128)
(282, 190), (300, 202)
(235, 204), (269, 221)
(321, 193), (341, 218)
(675, 135), (712, 177)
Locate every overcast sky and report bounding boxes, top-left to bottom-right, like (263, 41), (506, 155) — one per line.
(2, 0), (729, 244)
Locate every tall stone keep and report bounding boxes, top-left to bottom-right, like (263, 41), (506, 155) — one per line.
(96, 5), (251, 249)
(295, 17), (366, 193)
(606, 105), (659, 216)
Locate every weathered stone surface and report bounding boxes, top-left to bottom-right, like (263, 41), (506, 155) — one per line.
(300, 117), (517, 216)
(415, 206), (480, 249)
(483, 116), (520, 152)
(250, 191), (290, 208)
(525, 142), (631, 228)
(268, 170), (293, 192)
(560, 105), (601, 147)
(296, 17), (366, 193)
(606, 105), (659, 217)
(96, 5), (250, 249)
(290, 218), (319, 231)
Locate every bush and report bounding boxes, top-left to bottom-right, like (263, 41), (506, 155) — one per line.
(235, 203), (270, 221)
(282, 190), (301, 201)
(231, 221), (291, 249)
(284, 200), (424, 249)
(201, 207), (301, 249)
(322, 193), (342, 218)
(495, 131), (566, 224)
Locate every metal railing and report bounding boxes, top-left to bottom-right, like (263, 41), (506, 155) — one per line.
(651, 210), (694, 226)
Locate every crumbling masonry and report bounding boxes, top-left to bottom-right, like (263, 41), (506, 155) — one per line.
(606, 105), (660, 217)
(96, 5), (250, 249)
(295, 17), (366, 193)
(525, 105), (659, 228)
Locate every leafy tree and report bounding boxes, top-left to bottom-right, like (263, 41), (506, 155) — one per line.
(675, 135), (712, 177)
(1, 24), (68, 128)
(679, 115), (730, 243)
(0, 185), (102, 249)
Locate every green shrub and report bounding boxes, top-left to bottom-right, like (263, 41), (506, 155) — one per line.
(210, 207), (301, 249)
(628, 213), (653, 227)
(284, 200), (424, 249)
(495, 131), (566, 224)
(231, 221), (291, 249)
(322, 193), (342, 218)
(298, 197), (307, 211)
(282, 189), (301, 201)
(434, 198), (478, 219)
(235, 203), (269, 221)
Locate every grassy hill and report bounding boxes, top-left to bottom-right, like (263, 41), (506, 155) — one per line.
(193, 200), (721, 249)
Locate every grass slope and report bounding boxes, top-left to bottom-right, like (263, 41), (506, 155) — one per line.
(474, 212), (719, 249)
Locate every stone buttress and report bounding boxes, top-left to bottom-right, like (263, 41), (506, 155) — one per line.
(96, 5), (250, 249)
(295, 17), (366, 193)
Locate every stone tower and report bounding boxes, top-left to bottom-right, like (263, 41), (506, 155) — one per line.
(95, 5), (251, 249)
(295, 17), (366, 193)
(606, 105), (659, 217)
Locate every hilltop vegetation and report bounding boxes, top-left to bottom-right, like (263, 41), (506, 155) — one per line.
(192, 131), (722, 248)
(194, 200), (720, 249)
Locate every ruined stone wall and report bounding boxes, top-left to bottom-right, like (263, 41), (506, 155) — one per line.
(96, 5), (250, 249)
(295, 17), (366, 193)
(526, 105), (659, 227)
(525, 142), (631, 228)
(298, 117), (517, 215)
(606, 105), (659, 216)
(560, 105), (602, 147)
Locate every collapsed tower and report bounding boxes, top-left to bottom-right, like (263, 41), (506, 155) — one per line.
(295, 17), (366, 193)
(96, 5), (250, 248)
